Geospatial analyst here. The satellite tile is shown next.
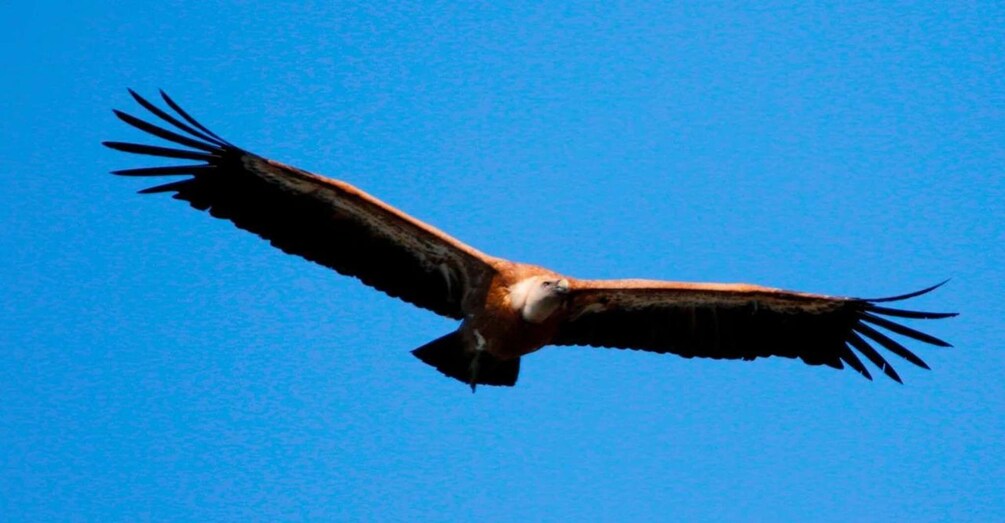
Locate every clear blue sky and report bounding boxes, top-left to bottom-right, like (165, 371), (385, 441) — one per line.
(2, 2), (1002, 521)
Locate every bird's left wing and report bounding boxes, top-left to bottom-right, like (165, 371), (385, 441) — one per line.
(104, 90), (499, 319)
(553, 279), (956, 382)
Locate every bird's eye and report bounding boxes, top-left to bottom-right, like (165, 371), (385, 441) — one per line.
(542, 281), (552, 287)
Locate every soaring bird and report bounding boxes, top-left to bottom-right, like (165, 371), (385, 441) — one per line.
(105, 91), (957, 390)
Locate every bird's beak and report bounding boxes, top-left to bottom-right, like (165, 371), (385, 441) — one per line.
(555, 278), (570, 295)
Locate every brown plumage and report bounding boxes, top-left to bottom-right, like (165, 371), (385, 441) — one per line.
(105, 91), (958, 390)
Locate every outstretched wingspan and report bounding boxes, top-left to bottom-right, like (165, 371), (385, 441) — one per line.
(555, 279), (956, 382)
(105, 90), (958, 388)
(104, 90), (498, 318)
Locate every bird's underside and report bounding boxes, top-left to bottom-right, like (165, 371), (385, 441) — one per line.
(105, 90), (958, 390)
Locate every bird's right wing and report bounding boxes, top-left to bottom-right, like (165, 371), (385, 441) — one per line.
(105, 90), (500, 319)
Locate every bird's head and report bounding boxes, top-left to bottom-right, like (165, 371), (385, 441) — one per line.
(510, 276), (570, 323)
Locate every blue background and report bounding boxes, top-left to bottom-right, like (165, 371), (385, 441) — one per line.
(2, 2), (1002, 521)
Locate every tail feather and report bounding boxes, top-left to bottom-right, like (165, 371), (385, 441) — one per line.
(411, 331), (520, 389)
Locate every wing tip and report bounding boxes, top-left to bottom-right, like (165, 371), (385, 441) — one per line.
(136, 179), (193, 194)
(865, 279), (951, 303)
(839, 279), (956, 383)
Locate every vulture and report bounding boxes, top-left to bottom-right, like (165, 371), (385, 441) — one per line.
(104, 91), (957, 390)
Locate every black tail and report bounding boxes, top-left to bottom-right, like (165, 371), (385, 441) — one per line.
(411, 331), (520, 389)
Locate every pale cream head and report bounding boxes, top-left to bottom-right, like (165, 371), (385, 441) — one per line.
(509, 276), (570, 323)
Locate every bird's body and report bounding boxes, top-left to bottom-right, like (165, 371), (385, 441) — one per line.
(475, 268), (571, 356)
(105, 91), (957, 389)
